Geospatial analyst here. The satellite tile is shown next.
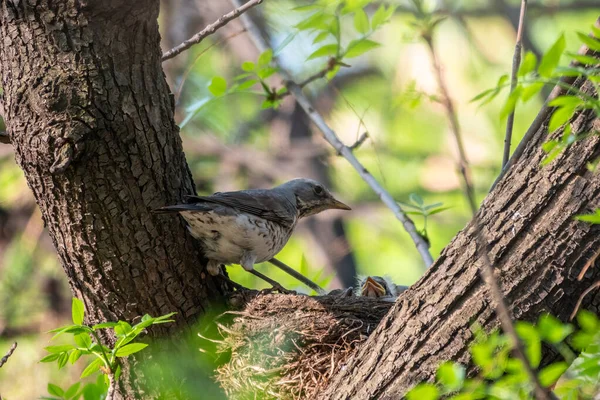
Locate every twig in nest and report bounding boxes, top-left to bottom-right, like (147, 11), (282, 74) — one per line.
(0, 342), (17, 368)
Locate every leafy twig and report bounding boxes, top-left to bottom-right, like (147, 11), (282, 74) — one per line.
(502, 0), (528, 169)
(491, 19), (599, 191)
(161, 0), (263, 61)
(425, 23), (555, 400)
(0, 342), (17, 368)
(231, 0), (434, 267)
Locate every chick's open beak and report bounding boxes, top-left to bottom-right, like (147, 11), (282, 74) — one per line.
(361, 276), (386, 298)
(330, 197), (351, 211)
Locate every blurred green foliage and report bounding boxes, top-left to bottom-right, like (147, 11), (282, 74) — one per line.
(0, 0), (598, 398)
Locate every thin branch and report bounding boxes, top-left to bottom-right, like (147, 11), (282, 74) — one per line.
(426, 26), (555, 400)
(230, 0), (434, 267)
(502, 0), (528, 170)
(569, 280), (600, 321)
(161, 0), (263, 62)
(0, 131), (9, 144)
(491, 18), (600, 192)
(423, 35), (477, 213)
(0, 342), (17, 368)
(348, 132), (369, 151)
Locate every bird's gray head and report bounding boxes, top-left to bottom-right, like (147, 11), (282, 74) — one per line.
(276, 178), (351, 218)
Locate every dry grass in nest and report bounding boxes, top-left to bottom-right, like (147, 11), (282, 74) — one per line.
(213, 292), (393, 399)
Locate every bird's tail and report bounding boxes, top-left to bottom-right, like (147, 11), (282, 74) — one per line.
(152, 204), (194, 214)
(152, 203), (212, 214)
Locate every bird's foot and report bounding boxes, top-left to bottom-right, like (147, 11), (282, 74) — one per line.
(247, 269), (294, 294)
(206, 260), (222, 276)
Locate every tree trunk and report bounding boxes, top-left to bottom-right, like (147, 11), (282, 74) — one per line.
(0, 0), (226, 397)
(319, 77), (600, 399)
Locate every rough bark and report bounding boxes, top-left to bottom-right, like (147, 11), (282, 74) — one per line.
(0, 0), (226, 397)
(319, 77), (600, 399)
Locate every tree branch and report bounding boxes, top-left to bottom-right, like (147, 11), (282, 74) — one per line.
(502, 0), (528, 169)
(230, 0), (434, 267)
(161, 0), (263, 61)
(0, 342), (17, 368)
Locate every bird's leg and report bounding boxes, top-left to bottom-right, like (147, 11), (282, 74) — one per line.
(206, 259), (222, 276)
(240, 251), (292, 294)
(215, 272), (247, 291)
(268, 258), (326, 295)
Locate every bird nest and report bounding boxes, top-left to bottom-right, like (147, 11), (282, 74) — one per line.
(213, 292), (394, 399)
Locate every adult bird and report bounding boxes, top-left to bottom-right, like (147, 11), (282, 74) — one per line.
(154, 178), (351, 292)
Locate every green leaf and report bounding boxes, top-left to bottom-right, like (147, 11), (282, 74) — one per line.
(47, 383), (64, 398)
(436, 362), (465, 391)
(577, 32), (600, 52)
(407, 383), (439, 400)
(45, 344), (75, 353)
(549, 96), (583, 107)
(307, 44), (338, 60)
(353, 8), (369, 34)
(115, 342), (149, 357)
(208, 76), (227, 97)
(80, 358), (104, 379)
(74, 333), (92, 349)
(237, 79), (258, 91)
(58, 352), (69, 369)
(409, 193), (424, 206)
(538, 314), (574, 344)
(40, 353), (61, 363)
(344, 39), (380, 58)
(258, 49), (273, 67)
(548, 105), (577, 133)
(241, 61), (255, 72)
(69, 349), (83, 364)
(72, 297), (85, 325)
(566, 52), (600, 65)
(539, 362), (568, 387)
(577, 309), (599, 332)
(114, 321), (133, 336)
(65, 382), (81, 399)
(518, 52), (537, 77)
(312, 31), (331, 45)
(521, 82), (544, 103)
(427, 206), (452, 216)
(538, 34), (565, 77)
(371, 5), (391, 30)
(92, 322), (119, 330)
(575, 209), (600, 224)
(257, 67), (277, 80)
(500, 85), (523, 120)
(295, 12), (331, 32)
(515, 321), (542, 368)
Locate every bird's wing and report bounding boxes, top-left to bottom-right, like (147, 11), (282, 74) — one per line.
(184, 190), (297, 227)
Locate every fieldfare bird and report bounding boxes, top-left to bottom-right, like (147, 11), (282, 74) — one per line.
(357, 276), (408, 300)
(154, 178), (351, 292)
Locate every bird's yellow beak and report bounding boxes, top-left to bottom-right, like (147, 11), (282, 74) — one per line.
(361, 276), (386, 298)
(330, 198), (351, 211)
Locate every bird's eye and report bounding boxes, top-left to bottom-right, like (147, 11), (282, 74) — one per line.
(314, 185), (324, 195)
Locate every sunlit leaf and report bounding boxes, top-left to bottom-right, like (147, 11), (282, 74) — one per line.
(548, 105), (577, 133)
(258, 49), (273, 67)
(577, 32), (600, 52)
(499, 85), (523, 120)
(406, 383), (439, 400)
(515, 321), (542, 368)
(69, 349), (82, 364)
(80, 358), (104, 379)
(72, 297), (85, 325)
(353, 8), (369, 34)
(521, 82), (544, 102)
(539, 362), (568, 387)
(518, 52), (537, 76)
(577, 310), (600, 332)
(538, 314), (574, 344)
(47, 383), (64, 398)
(115, 343), (149, 357)
(274, 32), (296, 55)
(436, 362), (465, 391)
(575, 209), (600, 224)
(241, 61), (255, 72)
(208, 76), (227, 97)
(538, 34), (565, 77)
(344, 39), (380, 58)
(307, 44), (338, 60)
(409, 193), (424, 206)
(566, 52), (600, 65)
(45, 344), (75, 353)
(65, 382), (81, 399)
(372, 5), (392, 29)
(312, 31), (331, 45)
